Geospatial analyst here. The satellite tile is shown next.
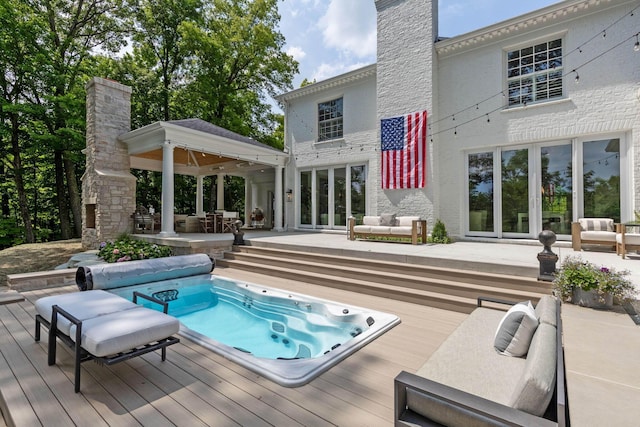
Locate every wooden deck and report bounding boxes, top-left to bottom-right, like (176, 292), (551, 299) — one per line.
(0, 267), (467, 427)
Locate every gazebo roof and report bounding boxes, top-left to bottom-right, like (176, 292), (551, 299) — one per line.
(119, 118), (287, 176)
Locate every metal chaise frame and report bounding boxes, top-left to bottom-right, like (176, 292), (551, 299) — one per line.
(35, 291), (180, 393)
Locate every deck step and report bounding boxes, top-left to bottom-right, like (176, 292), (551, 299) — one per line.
(218, 245), (552, 314)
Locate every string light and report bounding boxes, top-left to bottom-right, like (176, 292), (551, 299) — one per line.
(634, 33), (640, 51)
(574, 70), (580, 84)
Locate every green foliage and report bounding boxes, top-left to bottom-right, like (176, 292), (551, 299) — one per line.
(553, 256), (634, 303)
(428, 219), (451, 244)
(97, 236), (172, 263)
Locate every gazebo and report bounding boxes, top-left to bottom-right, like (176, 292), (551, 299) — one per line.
(119, 118), (288, 237)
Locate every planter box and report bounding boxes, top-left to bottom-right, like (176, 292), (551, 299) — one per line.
(571, 288), (613, 309)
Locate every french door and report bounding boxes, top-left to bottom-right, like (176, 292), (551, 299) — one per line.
(299, 164), (367, 229)
(467, 137), (621, 238)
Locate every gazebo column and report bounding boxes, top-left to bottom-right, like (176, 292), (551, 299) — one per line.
(196, 175), (204, 215)
(274, 166), (284, 232)
(159, 141), (177, 237)
(216, 173), (225, 210)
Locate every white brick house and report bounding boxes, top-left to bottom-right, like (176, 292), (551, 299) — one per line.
(277, 0), (640, 241)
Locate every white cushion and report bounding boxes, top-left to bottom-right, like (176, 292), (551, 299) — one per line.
(362, 216), (381, 226)
(397, 216), (420, 226)
(494, 301), (539, 357)
(353, 225), (372, 233)
(617, 233), (640, 245)
(35, 290), (138, 336)
(69, 307), (179, 357)
(580, 230), (616, 242)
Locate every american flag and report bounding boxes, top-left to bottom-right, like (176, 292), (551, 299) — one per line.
(380, 110), (427, 189)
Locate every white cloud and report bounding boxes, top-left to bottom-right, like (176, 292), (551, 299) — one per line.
(312, 61), (371, 82)
(318, 0), (376, 58)
(286, 46), (307, 61)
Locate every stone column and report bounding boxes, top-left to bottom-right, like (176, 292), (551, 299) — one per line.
(82, 77), (135, 249)
(159, 141), (177, 236)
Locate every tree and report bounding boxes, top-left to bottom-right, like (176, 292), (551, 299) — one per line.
(37, 0), (131, 238)
(178, 0), (298, 143)
(131, 0), (203, 121)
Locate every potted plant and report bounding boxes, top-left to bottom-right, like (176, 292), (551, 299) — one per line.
(553, 256), (635, 309)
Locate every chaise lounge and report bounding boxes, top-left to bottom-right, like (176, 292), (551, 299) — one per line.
(35, 289), (180, 393)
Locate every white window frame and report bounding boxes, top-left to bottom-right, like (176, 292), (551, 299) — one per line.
(506, 37), (564, 107)
(317, 97), (343, 142)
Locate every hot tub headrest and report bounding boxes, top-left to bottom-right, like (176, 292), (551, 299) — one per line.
(76, 254), (214, 291)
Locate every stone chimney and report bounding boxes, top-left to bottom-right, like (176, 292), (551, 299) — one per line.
(82, 77), (136, 249)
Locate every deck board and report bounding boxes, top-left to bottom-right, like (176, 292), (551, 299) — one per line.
(0, 268), (467, 426)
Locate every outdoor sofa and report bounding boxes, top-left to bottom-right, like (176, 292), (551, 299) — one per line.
(394, 295), (568, 426)
(348, 214), (427, 245)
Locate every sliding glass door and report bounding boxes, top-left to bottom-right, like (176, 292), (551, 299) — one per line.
(466, 137), (622, 238)
(299, 164), (367, 229)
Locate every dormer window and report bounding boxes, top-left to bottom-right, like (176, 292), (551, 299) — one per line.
(507, 39), (563, 106)
(318, 97), (343, 141)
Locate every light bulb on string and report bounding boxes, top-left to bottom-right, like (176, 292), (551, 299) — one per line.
(486, 114), (490, 123)
(574, 72), (580, 84)
(634, 34), (640, 52)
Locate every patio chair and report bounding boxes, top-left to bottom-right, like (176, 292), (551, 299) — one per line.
(222, 211), (239, 232)
(34, 290), (180, 392)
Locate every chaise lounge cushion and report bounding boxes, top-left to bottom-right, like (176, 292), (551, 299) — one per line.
(68, 307), (180, 357)
(35, 290), (138, 336)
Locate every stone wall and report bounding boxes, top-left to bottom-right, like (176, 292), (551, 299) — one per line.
(82, 77), (136, 249)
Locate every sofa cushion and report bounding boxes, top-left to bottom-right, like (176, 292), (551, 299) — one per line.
(380, 213), (397, 226)
(35, 290), (138, 336)
(69, 307), (180, 357)
(580, 230), (616, 242)
(362, 216), (381, 226)
(508, 322), (557, 416)
(616, 233), (640, 245)
(578, 218), (614, 232)
(534, 296), (557, 328)
(397, 216), (421, 226)
(417, 308), (526, 406)
(494, 301), (539, 357)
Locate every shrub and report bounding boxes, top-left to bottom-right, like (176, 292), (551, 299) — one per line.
(429, 219), (451, 244)
(97, 235), (172, 263)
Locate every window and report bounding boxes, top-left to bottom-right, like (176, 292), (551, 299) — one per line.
(507, 39), (563, 106)
(318, 97), (343, 141)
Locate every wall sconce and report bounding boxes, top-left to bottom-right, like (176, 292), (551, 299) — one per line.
(286, 189), (293, 202)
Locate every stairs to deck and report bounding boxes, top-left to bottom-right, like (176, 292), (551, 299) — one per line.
(216, 244), (553, 314)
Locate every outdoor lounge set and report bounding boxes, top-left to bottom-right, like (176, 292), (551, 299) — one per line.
(395, 295), (568, 426)
(33, 254), (214, 392)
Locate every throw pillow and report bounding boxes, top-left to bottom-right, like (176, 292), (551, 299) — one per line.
(494, 301), (539, 357)
(380, 213), (397, 226)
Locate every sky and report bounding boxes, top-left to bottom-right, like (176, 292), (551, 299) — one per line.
(277, 0), (563, 88)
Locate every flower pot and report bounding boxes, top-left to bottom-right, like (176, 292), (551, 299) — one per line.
(571, 288), (613, 309)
